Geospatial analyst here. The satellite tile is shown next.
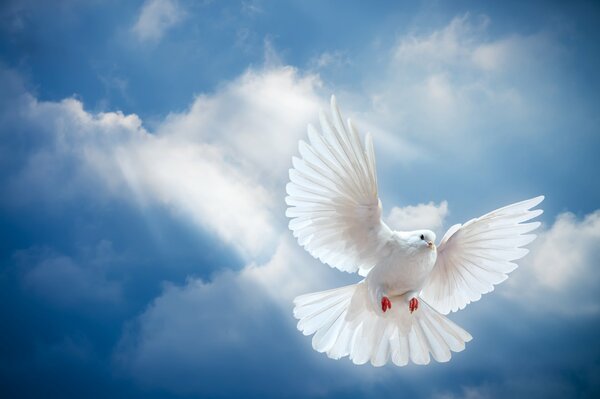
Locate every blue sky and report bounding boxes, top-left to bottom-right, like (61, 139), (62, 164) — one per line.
(0, 0), (599, 398)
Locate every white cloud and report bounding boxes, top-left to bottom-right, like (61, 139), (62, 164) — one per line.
(357, 13), (561, 162)
(471, 38), (515, 72)
(157, 67), (321, 184)
(531, 211), (600, 290)
(0, 62), (347, 334)
(1, 65), (344, 390)
(392, 14), (550, 75)
(505, 210), (600, 314)
(2, 95), (146, 208)
(1, 64), (325, 260)
(114, 236), (368, 395)
(393, 14), (491, 70)
(116, 66), (321, 257)
(114, 268), (277, 395)
(386, 201), (449, 234)
(116, 136), (277, 257)
(131, 0), (184, 42)
(244, 237), (356, 304)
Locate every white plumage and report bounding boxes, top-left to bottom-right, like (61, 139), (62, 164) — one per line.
(286, 96), (544, 367)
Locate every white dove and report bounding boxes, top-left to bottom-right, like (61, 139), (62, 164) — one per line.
(286, 96), (544, 367)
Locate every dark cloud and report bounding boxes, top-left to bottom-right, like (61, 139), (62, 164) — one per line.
(16, 241), (122, 307)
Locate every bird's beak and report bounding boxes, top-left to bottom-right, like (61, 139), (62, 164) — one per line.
(427, 241), (434, 249)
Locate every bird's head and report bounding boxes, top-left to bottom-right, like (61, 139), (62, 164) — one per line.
(407, 230), (436, 250)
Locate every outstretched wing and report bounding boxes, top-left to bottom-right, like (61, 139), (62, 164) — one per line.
(421, 196), (544, 314)
(285, 96), (392, 276)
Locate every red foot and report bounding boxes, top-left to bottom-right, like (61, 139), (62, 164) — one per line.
(381, 296), (392, 313)
(409, 297), (419, 313)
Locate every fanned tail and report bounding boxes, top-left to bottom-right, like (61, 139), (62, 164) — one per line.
(293, 283), (472, 366)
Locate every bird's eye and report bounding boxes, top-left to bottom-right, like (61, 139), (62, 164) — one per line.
(420, 234), (425, 240)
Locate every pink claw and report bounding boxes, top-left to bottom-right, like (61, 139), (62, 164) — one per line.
(409, 297), (419, 313)
(381, 296), (392, 312)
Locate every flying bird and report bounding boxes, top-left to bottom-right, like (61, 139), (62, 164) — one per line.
(286, 96), (544, 366)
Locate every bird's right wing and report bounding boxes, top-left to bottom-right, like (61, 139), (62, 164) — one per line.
(286, 96), (393, 276)
(421, 196), (544, 314)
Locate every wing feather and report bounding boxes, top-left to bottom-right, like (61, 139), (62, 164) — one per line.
(286, 96), (392, 275)
(421, 196), (544, 314)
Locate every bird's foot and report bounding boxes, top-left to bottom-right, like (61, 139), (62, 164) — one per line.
(409, 297), (419, 313)
(381, 296), (392, 313)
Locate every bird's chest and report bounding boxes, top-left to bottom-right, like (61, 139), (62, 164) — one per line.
(368, 247), (437, 296)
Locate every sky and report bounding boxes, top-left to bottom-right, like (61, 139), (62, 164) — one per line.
(0, 0), (599, 398)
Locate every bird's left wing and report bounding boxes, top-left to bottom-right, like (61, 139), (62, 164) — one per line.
(421, 196), (544, 314)
(286, 96), (393, 276)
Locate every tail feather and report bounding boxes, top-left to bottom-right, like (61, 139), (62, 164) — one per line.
(293, 282), (472, 367)
(420, 313), (451, 362)
(312, 308), (347, 351)
(294, 285), (355, 336)
(389, 326), (409, 366)
(328, 317), (356, 359)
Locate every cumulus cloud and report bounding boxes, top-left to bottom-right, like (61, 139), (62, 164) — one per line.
(156, 66), (321, 184)
(531, 211), (600, 290)
(357, 13), (561, 162)
(131, 0), (185, 42)
(1, 95), (146, 209)
(245, 237), (359, 304)
(114, 238), (363, 397)
(393, 14), (509, 72)
(505, 210), (600, 314)
(115, 137), (278, 257)
(0, 64), (323, 259)
(114, 67), (321, 257)
(386, 201), (448, 234)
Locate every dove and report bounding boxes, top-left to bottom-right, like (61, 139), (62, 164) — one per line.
(286, 96), (544, 367)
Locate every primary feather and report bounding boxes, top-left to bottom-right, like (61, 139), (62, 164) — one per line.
(421, 196), (544, 314)
(286, 96), (392, 276)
